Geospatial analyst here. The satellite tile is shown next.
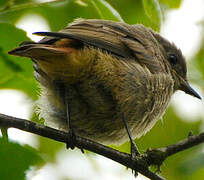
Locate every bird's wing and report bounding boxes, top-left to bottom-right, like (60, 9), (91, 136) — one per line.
(34, 19), (133, 58)
(34, 19), (162, 71)
(10, 19), (163, 73)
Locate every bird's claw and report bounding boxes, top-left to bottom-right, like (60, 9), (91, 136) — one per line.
(66, 129), (76, 149)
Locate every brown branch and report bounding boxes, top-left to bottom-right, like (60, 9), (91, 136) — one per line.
(164, 132), (204, 155)
(1, 113), (204, 179)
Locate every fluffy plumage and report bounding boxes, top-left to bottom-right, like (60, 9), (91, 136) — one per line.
(9, 19), (200, 144)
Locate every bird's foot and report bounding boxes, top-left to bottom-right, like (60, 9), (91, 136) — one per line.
(130, 140), (140, 159)
(130, 141), (140, 177)
(66, 129), (76, 150)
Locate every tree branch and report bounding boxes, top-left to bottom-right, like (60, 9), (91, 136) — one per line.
(0, 113), (204, 180)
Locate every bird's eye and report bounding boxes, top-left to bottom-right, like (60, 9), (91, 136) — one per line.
(168, 54), (177, 65)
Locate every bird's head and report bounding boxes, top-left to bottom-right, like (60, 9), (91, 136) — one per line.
(152, 32), (201, 99)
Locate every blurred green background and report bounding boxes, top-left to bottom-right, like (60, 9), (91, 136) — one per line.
(0, 0), (204, 179)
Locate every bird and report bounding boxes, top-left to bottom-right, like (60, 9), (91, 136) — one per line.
(8, 18), (201, 155)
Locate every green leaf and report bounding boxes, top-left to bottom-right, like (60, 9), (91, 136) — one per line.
(0, 0), (31, 11)
(30, 0), (123, 31)
(0, 138), (43, 180)
(0, 23), (38, 99)
(0, 0), (32, 24)
(0, 0), (8, 9)
(0, 0), (122, 32)
(142, 0), (162, 27)
(15, 0), (33, 5)
(187, 26), (204, 93)
(177, 153), (204, 177)
(159, 0), (182, 9)
(106, 0), (161, 31)
(89, 0), (123, 21)
(191, 36), (204, 85)
(38, 136), (64, 162)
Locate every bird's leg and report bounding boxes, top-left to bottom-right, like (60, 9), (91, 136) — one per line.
(64, 86), (76, 149)
(122, 113), (139, 176)
(122, 113), (140, 158)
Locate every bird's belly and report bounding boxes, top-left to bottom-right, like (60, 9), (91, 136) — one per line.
(42, 81), (172, 145)
(69, 90), (171, 145)
(67, 81), (121, 142)
(39, 65), (174, 145)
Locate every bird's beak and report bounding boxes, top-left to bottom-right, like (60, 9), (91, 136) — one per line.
(180, 80), (201, 99)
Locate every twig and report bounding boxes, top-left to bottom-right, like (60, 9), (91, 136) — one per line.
(164, 132), (204, 156)
(1, 113), (204, 179)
